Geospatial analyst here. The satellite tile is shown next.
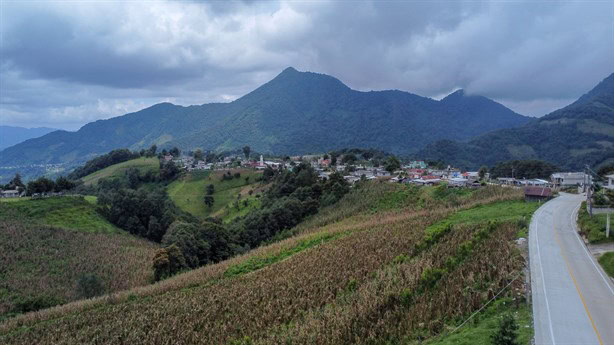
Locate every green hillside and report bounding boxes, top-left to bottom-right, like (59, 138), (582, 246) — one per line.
(81, 157), (159, 186)
(167, 169), (262, 220)
(0, 183), (536, 344)
(0, 67), (530, 171)
(419, 73), (614, 170)
(0, 196), (121, 234)
(0, 196), (159, 321)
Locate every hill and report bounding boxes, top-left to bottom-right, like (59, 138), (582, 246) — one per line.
(0, 67), (530, 170)
(0, 126), (58, 151)
(167, 169), (263, 221)
(0, 196), (121, 233)
(0, 197), (158, 321)
(81, 157), (159, 186)
(0, 183), (537, 344)
(419, 73), (614, 170)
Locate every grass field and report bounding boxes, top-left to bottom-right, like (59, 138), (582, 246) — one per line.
(167, 169), (262, 219)
(0, 196), (121, 234)
(598, 252), (614, 277)
(0, 184), (534, 345)
(81, 157), (159, 186)
(577, 202), (613, 243)
(0, 221), (157, 321)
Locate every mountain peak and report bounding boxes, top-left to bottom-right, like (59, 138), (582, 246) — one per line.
(280, 66), (299, 74)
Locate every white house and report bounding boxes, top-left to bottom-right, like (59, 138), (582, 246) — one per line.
(605, 174), (614, 190)
(551, 172), (589, 187)
(1, 190), (19, 198)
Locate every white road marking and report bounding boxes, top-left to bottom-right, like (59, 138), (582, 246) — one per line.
(569, 202), (614, 296)
(533, 206), (557, 345)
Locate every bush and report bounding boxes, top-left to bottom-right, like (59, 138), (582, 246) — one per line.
(491, 313), (519, 345)
(12, 295), (64, 314)
(76, 274), (105, 299)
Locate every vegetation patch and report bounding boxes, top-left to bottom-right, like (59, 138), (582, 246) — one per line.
(0, 221), (157, 321)
(0, 196), (122, 234)
(577, 202), (612, 243)
(167, 169), (261, 219)
(224, 232), (345, 278)
(598, 252), (614, 277)
(426, 298), (532, 345)
(81, 157), (159, 186)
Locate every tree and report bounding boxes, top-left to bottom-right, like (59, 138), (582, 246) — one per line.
(193, 149), (203, 161)
(491, 313), (519, 345)
(384, 156), (401, 174)
(10, 173), (24, 189)
(54, 176), (75, 192)
(243, 146), (251, 159)
(330, 153), (338, 166)
(146, 145), (157, 157)
(206, 184), (215, 195)
(204, 195), (215, 208)
(479, 166), (488, 180)
(152, 244), (188, 281)
(169, 147), (180, 157)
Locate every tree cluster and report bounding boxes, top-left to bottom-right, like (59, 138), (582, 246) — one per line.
(489, 160), (558, 180)
(25, 176), (76, 195)
(68, 149), (140, 180)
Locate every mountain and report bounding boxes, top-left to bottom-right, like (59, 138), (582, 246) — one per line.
(0, 126), (58, 150)
(0, 67), (531, 168)
(418, 73), (614, 170)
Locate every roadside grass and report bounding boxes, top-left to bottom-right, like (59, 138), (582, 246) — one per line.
(598, 252), (614, 277)
(0, 197), (30, 203)
(167, 169), (262, 219)
(0, 196), (121, 234)
(577, 202), (612, 243)
(81, 157), (159, 186)
(424, 200), (538, 236)
(426, 298), (532, 345)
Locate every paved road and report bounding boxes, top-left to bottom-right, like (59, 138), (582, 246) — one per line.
(530, 193), (614, 345)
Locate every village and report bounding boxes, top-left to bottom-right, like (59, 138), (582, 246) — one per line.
(161, 153), (611, 202)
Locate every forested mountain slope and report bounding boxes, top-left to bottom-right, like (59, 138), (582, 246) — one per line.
(419, 73), (614, 170)
(0, 68), (530, 167)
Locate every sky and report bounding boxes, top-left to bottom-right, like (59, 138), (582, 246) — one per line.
(1, 0), (613, 130)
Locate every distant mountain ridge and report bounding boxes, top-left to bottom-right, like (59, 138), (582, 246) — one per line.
(0, 126), (58, 150)
(418, 73), (614, 170)
(0, 67), (532, 167)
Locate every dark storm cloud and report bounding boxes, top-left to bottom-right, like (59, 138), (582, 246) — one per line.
(1, 0), (612, 129)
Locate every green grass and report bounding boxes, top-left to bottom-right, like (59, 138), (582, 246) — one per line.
(224, 232), (345, 278)
(598, 252), (614, 277)
(220, 197), (261, 223)
(577, 202), (613, 243)
(81, 157), (159, 186)
(426, 298), (533, 345)
(167, 169), (262, 219)
(425, 200), (538, 235)
(0, 196), (122, 234)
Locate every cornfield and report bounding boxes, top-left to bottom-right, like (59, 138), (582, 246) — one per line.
(0, 183), (528, 345)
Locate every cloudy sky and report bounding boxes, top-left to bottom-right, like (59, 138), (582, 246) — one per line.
(1, 0), (613, 130)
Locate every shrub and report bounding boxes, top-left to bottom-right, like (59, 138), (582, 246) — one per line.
(491, 313), (519, 345)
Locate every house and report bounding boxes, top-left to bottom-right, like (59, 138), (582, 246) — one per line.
(1, 190), (20, 198)
(605, 174), (614, 190)
(497, 177), (518, 186)
(407, 160), (427, 169)
(524, 186), (553, 201)
(448, 177), (468, 187)
(551, 172), (589, 188)
(462, 172), (480, 183)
